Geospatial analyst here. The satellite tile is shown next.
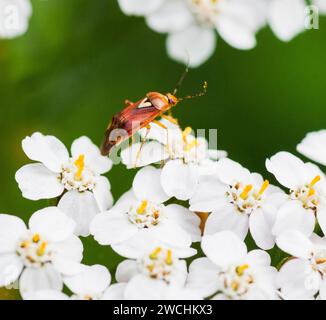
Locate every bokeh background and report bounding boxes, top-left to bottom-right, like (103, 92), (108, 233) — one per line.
(1, 0), (326, 298)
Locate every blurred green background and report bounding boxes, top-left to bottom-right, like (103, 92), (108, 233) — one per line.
(0, 0), (326, 298)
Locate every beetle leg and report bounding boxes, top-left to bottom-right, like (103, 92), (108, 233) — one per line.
(125, 99), (133, 106)
(134, 124), (151, 167)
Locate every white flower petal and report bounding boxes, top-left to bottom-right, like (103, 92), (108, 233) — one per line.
(245, 249), (271, 266)
(58, 190), (99, 237)
(215, 5), (258, 49)
(317, 207), (326, 235)
(124, 274), (167, 300)
(29, 207), (76, 242)
(118, 0), (163, 16)
(93, 176), (113, 211)
(268, 0), (306, 42)
(115, 260), (138, 283)
(204, 207), (249, 241)
(189, 175), (229, 212)
(133, 166), (170, 203)
(161, 160), (199, 201)
(313, 0), (326, 14)
(0, 253), (23, 287)
(19, 265), (63, 299)
(54, 235), (84, 265)
(121, 141), (169, 169)
(164, 204), (201, 242)
(272, 201), (315, 237)
(146, 0), (193, 33)
(186, 257), (220, 298)
(319, 279), (326, 300)
(0, 214), (27, 253)
(266, 151), (310, 189)
(15, 164), (64, 200)
(22, 132), (69, 172)
(215, 158), (251, 185)
(102, 283), (127, 300)
(276, 230), (313, 259)
(278, 259), (317, 299)
(64, 265), (111, 297)
(71, 136), (112, 174)
(201, 231), (247, 268)
(249, 209), (275, 250)
(90, 212), (138, 245)
(154, 222), (192, 248)
(297, 130), (326, 166)
(112, 231), (196, 259)
(24, 290), (69, 300)
(166, 25), (216, 68)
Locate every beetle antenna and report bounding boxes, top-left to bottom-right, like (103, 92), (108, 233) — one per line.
(173, 64), (189, 96)
(178, 81), (208, 102)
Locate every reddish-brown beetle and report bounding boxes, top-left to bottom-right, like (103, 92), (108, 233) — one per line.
(101, 70), (207, 156)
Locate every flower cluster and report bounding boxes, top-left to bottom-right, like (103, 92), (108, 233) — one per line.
(117, 0), (326, 67)
(2, 118), (326, 300)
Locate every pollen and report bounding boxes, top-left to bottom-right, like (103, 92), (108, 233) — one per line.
(236, 264), (249, 276)
(258, 180), (269, 196)
(240, 185), (253, 200)
(32, 234), (40, 243)
(36, 241), (47, 257)
(150, 247), (162, 260)
(165, 249), (173, 265)
(137, 200), (148, 214)
(74, 154), (85, 181)
(20, 241), (29, 248)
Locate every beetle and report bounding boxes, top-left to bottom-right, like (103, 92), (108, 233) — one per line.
(100, 69), (207, 156)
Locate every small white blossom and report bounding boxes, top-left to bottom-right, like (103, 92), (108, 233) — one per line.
(277, 231), (326, 300)
(122, 120), (226, 200)
(267, 0), (326, 42)
(0, 0), (32, 39)
(15, 133), (113, 236)
(115, 244), (201, 300)
(190, 157), (285, 249)
(90, 166), (201, 256)
(0, 207), (83, 299)
(118, 0), (267, 67)
(186, 231), (278, 300)
(266, 151), (326, 236)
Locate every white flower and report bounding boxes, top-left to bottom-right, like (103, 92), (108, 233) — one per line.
(24, 264), (126, 300)
(189, 157), (285, 249)
(277, 230), (326, 300)
(266, 151), (326, 235)
(267, 0), (326, 42)
(186, 231), (278, 300)
(0, 207), (83, 298)
(115, 244), (201, 300)
(122, 120), (226, 200)
(90, 166), (201, 255)
(0, 0), (32, 39)
(15, 133), (113, 236)
(118, 0), (267, 67)
(297, 130), (326, 166)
